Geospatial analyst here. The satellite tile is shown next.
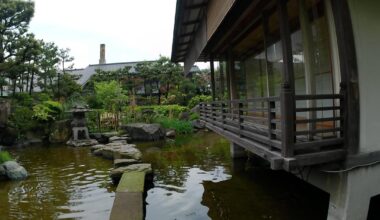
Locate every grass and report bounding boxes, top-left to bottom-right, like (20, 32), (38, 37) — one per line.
(0, 151), (12, 164)
(154, 117), (193, 134)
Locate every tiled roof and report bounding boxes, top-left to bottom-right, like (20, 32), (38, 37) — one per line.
(67, 61), (154, 86)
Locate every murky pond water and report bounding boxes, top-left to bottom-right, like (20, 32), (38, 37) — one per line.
(139, 131), (329, 220)
(0, 131), (328, 220)
(0, 145), (116, 220)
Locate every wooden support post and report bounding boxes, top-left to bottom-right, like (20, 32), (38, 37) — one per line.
(211, 102), (216, 125)
(210, 57), (216, 101)
(331, 0), (359, 155)
(278, 0), (295, 157)
(222, 102), (227, 130)
(268, 100), (277, 150)
(238, 102), (244, 137)
(220, 61), (225, 99)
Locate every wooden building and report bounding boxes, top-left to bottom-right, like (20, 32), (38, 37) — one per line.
(171, 0), (380, 219)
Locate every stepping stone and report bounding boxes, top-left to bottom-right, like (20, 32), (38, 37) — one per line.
(114, 159), (139, 168)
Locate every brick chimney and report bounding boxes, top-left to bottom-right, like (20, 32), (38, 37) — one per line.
(99, 44), (106, 64)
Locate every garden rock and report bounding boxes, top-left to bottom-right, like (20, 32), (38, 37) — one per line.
(49, 119), (72, 143)
(2, 161), (28, 180)
(90, 133), (109, 144)
(91, 143), (142, 160)
(179, 111), (190, 121)
(114, 159), (139, 168)
(166, 130), (176, 138)
(121, 123), (165, 141)
(109, 136), (129, 144)
(90, 144), (106, 152)
(192, 120), (205, 129)
(110, 163), (152, 183)
(66, 139), (98, 147)
(101, 131), (120, 138)
(190, 105), (200, 113)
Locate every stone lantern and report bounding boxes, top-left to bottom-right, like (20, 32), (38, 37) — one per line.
(66, 104), (98, 147)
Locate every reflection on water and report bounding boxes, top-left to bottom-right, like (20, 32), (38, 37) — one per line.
(140, 131), (329, 220)
(0, 131), (328, 220)
(0, 145), (115, 220)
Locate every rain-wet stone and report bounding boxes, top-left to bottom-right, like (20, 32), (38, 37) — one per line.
(2, 161), (28, 180)
(114, 159), (139, 168)
(91, 143), (142, 160)
(110, 163), (152, 184)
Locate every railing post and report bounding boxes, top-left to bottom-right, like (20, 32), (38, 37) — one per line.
(199, 103), (204, 120)
(281, 84), (295, 157)
(238, 101), (244, 137)
(211, 102), (216, 125)
(222, 102), (227, 130)
(268, 100), (276, 148)
(339, 83), (345, 139)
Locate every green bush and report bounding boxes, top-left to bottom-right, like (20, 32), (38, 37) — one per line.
(12, 93), (34, 107)
(0, 151), (12, 164)
(187, 95), (212, 109)
(123, 105), (189, 123)
(155, 117), (193, 134)
(9, 106), (35, 139)
(33, 101), (63, 122)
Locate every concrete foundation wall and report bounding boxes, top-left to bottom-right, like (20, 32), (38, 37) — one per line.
(304, 163), (380, 220)
(348, 0), (380, 153)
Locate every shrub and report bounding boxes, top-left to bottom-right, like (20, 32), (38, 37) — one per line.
(12, 93), (34, 107)
(123, 105), (189, 123)
(154, 117), (193, 134)
(0, 151), (12, 164)
(187, 95), (212, 109)
(33, 101), (63, 122)
(9, 106), (35, 139)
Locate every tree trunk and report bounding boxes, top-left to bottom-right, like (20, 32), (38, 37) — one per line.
(12, 78), (16, 96)
(165, 82), (169, 99)
(29, 71), (34, 95)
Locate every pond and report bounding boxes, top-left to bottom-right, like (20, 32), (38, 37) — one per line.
(0, 131), (328, 220)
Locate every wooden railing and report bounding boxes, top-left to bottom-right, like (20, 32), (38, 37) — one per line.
(199, 94), (345, 163)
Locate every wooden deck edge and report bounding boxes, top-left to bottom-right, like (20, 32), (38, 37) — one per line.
(204, 120), (347, 172)
(284, 149), (346, 171)
(205, 122), (284, 170)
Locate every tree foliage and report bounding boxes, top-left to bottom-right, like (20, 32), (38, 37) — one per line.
(94, 80), (128, 113)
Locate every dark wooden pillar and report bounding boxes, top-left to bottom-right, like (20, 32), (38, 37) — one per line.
(210, 56), (216, 101)
(331, 0), (359, 155)
(278, 0), (295, 157)
(225, 54), (232, 101)
(220, 61), (225, 99)
(227, 49), (238, 100)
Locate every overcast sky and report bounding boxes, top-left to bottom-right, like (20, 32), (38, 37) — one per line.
(29, 0), (188, 69)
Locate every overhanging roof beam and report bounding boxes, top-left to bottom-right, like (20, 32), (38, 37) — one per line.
(185, 2), (207, 10)
(183, 19), (201, 25)
(179, 31), (196, 37)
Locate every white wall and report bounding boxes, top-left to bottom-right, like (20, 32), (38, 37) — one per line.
(348, 0), (380, 153)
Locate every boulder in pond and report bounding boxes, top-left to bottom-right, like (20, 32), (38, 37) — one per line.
(90, 144), (106, 152)
(114, 159), (139, 168)
(91, 143), (142, 160)
(121, 123), (165, 141)
(192, 120), (205, 129)
(109, 136), (129, 142)
(66, 139), (98, 147)
(2, 161), (28, 180)
(49, 119), (72, 143)
(166, 130), (176, 138)
(90, 133), (109, 144)
(110, 163), (152, 184)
